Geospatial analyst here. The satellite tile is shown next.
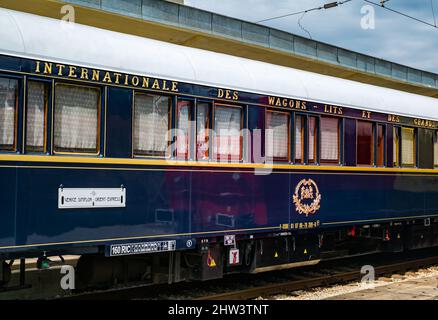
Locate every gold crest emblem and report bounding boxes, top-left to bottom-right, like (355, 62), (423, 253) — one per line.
(293, 179), (321, 216)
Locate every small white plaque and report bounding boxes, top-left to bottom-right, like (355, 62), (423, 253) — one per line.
(58, 188), (126, 209)
(224, 235), (236, 246)
(229, 248), (240, 265)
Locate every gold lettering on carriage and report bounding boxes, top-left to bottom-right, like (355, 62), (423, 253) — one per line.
(268, 96), (307, 110)
(362, 111), (371, 119)
(34, 61), (179, 92)
(217, 88), (239, 101)
(414, 118), (435, 128)
(324, 104), (343, 115)
(387, 114), (400, 123)
(292, 179), (321, 217)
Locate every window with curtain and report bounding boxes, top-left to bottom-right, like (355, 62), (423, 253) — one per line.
(357, 121), (374, 166)
(196, 102), (210, 160)
(176, 100), (192, 160)
(214, 105), (242, 161)
(265, 111), (289, 161)
(294, 115), (304, 163)
(26, 81), (48, 152)
(434, 131), (438, 167)
(0, 77), (18, 151)
(377, 124), (385, 167)
(308, 116), (317, 164)
(320, 116), (339, 164)
(401, 127), (415, 167)
(133, 94), (171, 157)
(393, 127), (400, 166)
(54, 84), (100, 154)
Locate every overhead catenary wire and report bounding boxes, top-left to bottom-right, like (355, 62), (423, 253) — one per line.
(255, 0), (354, 23)
(379, 0), (391, 7)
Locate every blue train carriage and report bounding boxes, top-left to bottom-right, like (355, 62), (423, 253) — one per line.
(0, 8), (438, 287)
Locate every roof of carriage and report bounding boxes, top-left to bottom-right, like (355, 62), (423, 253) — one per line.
(1, 0), (437, 100)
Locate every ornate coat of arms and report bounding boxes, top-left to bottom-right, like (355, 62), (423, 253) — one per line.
(292, 179), (321, 216)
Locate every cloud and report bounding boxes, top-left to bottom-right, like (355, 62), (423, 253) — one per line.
(185, 0), (438, 73)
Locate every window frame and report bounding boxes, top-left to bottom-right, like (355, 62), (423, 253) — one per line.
(25, 80), (50, 153)
(433, 130), (438, 169)
(400, 126), (417, 168)
(132, 91), (173, 159)
(319, 115), (341, 165)
(307, 115), (318, 164)
(293, 113), (306, 164)
(265, 109), (291, 162)
(52, 82), (102, 156)
(175, 98), (193, 161)
(195, 99), (212, 162)
(212, 103), (244, 162)
(375, 123), (386, 167)
(0, 75), (20, 152)
(355, 120), (375, 167)
(393, 126), (400, 167)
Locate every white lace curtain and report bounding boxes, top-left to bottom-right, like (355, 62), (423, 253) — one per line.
(134, 94), (170, 156)
(176, 101), (191, 159)
(26, 82), (46, 151)
(295, 115), (303, 161)
(214, 106), (241, 160)
(196, 103), (210, 160)
(320, 117), (339, 162)
(266, 111), (289, 159)
(401, 127), (415, 166)
(0, 78), (17, 149)
(308, 117), (316, 162)
(434, 132), (438, 167)
(54, 85), (99, 153)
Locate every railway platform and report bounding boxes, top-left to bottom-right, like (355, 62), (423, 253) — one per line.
(327, 274), (438, 300)
(0, 256), (78, 300)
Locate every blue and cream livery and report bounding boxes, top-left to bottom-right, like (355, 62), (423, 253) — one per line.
(0, 8), (437, 285)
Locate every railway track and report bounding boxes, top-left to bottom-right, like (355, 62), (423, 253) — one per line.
(196, 256), (438, 300)
(61, 249), (438, 300)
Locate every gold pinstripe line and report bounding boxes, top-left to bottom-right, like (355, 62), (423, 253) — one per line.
(1, 154), (438, 175)
(322, 213), (438, 225)
(0, 226), (279, 250)
(2, 212), (436, 249)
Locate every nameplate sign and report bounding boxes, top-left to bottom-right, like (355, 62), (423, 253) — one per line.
(58, 188), (126, 209)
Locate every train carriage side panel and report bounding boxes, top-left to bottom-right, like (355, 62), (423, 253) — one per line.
(14, 166), (192, 246)
(0, 167), (17, 247)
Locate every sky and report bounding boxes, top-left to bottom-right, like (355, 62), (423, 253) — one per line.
(184, 0), (438, 73)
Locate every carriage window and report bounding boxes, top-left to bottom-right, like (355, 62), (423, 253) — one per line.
(294, 115), (305, 163)
(376, 124), (385, 167)
(133, 93), (171, 157)
(54, 84), (100, 154)
(308, 116), (317, 164)
(196, 102), (210, 160)
(357, 121), (374, 166)
(401, 127), (415, 167)
(434, 131), (438, 168)
(393, 127), (400, 166)
(0, 78), (18, 151)
(176, 100), (192, 160)
(320, 116), (340, 164)
(265, 111), (289, 161)
(214, 105), (242, 161)
(26, 81), (48, 152)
